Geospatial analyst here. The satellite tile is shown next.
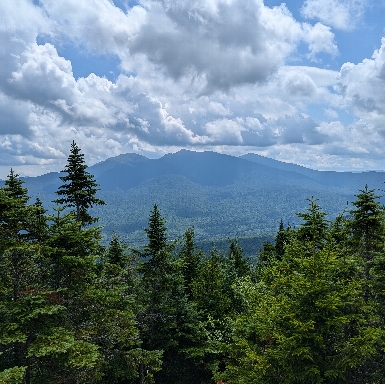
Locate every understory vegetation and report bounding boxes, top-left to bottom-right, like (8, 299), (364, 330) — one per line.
(2, 143), (385, 383)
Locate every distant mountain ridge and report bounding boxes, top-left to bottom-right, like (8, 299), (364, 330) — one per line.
(240, 153), (385, 190)
(3, 150), (385, 250)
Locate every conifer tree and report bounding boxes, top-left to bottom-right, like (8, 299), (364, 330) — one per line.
(179, 227), (202, 298)
(137, 206), (209, 383)
(0, 169), (31, 251)
(224, 225), (381, 384)
(275, 219), (288, 260)
(0, 176), (101, 384)
(54, 141), (105, 226)
(143, 203), (168, 257)
(228, 239), (249, 278)
(106, 232), (127, 268)
(296, 197), (329, 252)
(348, 185), (384, 282)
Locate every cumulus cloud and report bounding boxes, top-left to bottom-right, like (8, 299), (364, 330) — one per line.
(1, 0), (385, 176)
(335, 37), (385, 130)
(302, 22), (338, 60)
(0, 93), (32, 136)
(10, 44), (77, 105)
(301, 0), (367, 30)
(35, 0), (338, 93)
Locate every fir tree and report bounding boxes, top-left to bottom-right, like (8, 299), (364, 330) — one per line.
(296, 197), (329, 253)
(348, 185), (384, 281)
(275, 219), (288, 260)
(143, 203), (168, 258)
(0, 169), (31, 250)
(54, 141), (105, 226)
(179, 227), (202, 298)
(224, 233), (381, 384)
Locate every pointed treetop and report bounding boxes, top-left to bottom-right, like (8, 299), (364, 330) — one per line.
(4, 168), (29, 203)
(54, 141), (105, 226)
(144, 203), (167, 256)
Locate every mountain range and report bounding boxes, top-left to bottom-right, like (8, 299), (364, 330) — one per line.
(5, 150), (385, 254)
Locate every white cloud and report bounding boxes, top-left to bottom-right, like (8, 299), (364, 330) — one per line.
(10, 43), (77, 105)
(38, 0), (147, 53)
(301, 0), (367, 30)
(302, 22), (338, 60)
(34, 0), (338, 93)
(1, 0), (385, 177)
(335, 37), (385, 130)
(324, 108), (339, 119)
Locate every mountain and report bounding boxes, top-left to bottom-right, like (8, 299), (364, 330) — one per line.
(3, 150), (385, 252)
(240, 153), (385, 190)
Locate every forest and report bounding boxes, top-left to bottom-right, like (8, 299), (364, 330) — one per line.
(2, 142), (385, 384)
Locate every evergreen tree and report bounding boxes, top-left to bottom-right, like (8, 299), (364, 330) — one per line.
(296, 197), (329, 252)
(143, 203), (168, 257)
(0, 179), (101, 384)
(348, 186), (385, 381)
(178, 227), (202, 298)
(228, 239), (249, 279)
(0, 170), (31, 251)
(348, 185), (384, 282)
(106, 232), (127, 268)
(137, 206), (209, 383)
(224, 234), (381, 384)
(54, 141), (105, 226)
(275, 219), (289, 260)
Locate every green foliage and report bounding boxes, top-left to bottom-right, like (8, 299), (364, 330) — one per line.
(296, 197), (330, 251)
(54, 141), (105, 226)
(6, 146), (385, 383)
(224, 240), (382, 384)
(143, 203), (168, 257)
(0, 366), (27, 384)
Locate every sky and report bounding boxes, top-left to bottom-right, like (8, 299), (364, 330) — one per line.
(1, 0), (385, 178)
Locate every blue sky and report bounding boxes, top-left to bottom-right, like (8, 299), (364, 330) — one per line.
(1, 0), (385, 178)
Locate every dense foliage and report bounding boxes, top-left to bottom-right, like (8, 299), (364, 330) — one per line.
(2, 145), (385, 383)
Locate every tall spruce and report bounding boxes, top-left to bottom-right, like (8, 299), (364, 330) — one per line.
(275, 219), (288, 260)
(348, 185), (384, 281)
(179, 227), (202, 298)
(54, 141), (105, 226)
(0, 169), (31, 251)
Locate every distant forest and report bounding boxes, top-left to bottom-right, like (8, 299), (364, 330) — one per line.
(2, 143), (385, 383)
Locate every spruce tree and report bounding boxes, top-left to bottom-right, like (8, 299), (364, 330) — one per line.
(143, 203), (168, 257)
(179, 227), (202, 298)
(275, 219), (289, 260)
(348, 185), (384, 282)
(0, 169), (31, 250)
(224, 227), (381, 384)
(54, 141), (105, 226)
(296, 197), (329, 252)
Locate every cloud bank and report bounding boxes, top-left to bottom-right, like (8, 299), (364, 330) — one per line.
(0, 0), (385, 177)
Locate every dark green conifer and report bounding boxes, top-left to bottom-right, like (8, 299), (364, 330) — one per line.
(54, 141), (105, 226)
(275, 219), (288, 260)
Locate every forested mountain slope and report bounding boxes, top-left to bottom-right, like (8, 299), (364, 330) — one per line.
(5, 150), (385, 248)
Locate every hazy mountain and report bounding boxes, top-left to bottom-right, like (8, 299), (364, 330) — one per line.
(240, 153), (385, 191)
(3, 150), (385, 251)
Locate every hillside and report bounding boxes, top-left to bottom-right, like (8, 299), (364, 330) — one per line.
(5, 150), (385, 250)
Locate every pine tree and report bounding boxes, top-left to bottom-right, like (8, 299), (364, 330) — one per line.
(54, 141), (105, 226)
